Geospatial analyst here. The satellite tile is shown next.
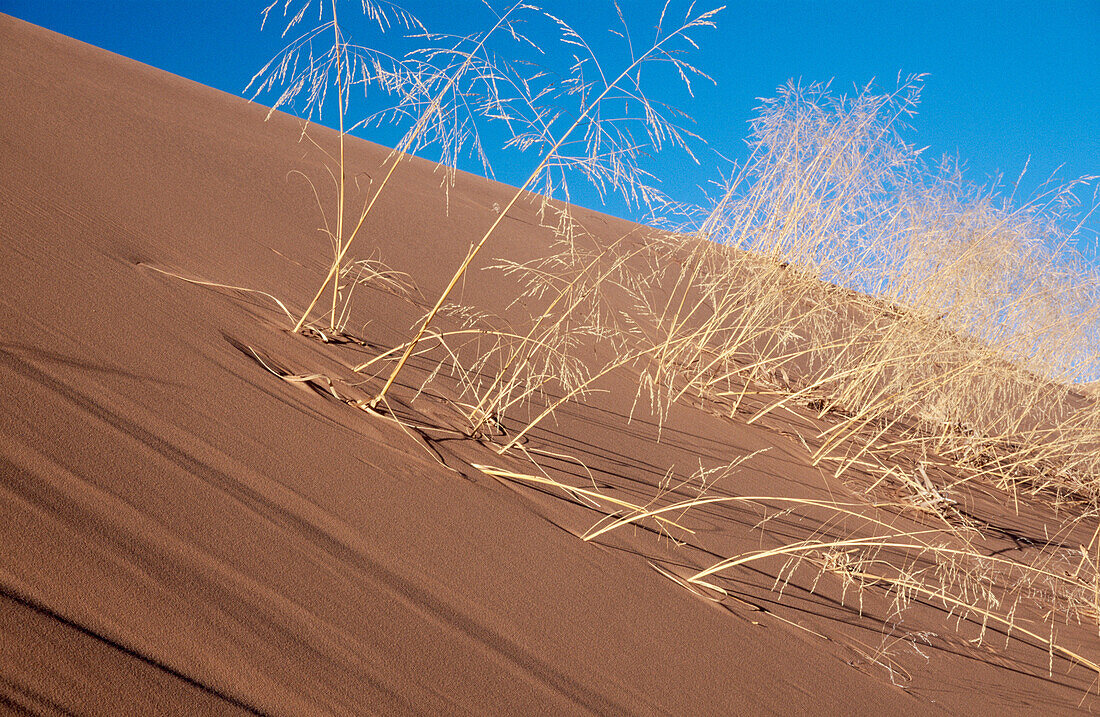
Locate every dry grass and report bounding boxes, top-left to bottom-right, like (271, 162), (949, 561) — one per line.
(368, 3), (721, 409)
(623, 77), (1100, 506)
(458, 77), (1099, 689)
(474, 462), (1100, 684)
(241, 4), (1100, 697)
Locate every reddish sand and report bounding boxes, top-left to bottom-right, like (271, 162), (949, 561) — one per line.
(2, 14), (1098, 715)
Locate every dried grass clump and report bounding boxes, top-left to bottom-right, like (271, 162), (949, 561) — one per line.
(368, 2), (722, 410)
(629, 76), (1100, 505)
(350, 216), (640, 442)
(248, 1), (720, 453)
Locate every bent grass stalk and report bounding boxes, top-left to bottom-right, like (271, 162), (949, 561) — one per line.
(471, 464), (694, 535)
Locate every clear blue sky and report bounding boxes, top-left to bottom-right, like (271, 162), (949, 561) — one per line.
(4, 1), (1098, 250)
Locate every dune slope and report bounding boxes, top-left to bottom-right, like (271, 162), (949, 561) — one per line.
(1, 14), (1097, 715)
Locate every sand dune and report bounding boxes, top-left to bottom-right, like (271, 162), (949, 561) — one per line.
(2, 14), (1097, 715)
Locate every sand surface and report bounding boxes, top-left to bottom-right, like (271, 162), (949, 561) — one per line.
(2, 14), (1097, 715)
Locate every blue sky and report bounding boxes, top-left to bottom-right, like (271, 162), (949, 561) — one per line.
(4, 1), (1098, 250)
